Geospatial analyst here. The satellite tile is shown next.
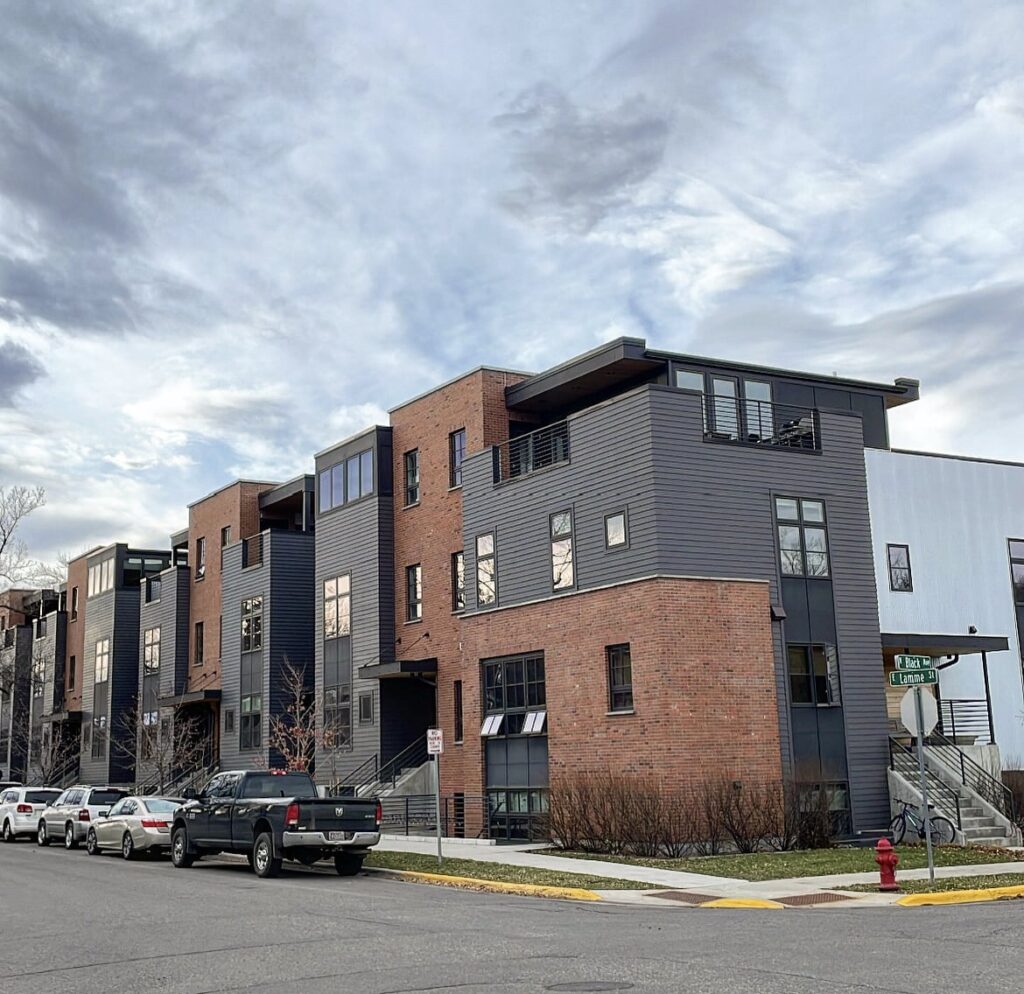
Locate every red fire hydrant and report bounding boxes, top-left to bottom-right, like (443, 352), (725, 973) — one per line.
(876, 838), (899, 892)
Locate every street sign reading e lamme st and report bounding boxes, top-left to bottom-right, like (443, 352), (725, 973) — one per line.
(889, 668), (937, 687)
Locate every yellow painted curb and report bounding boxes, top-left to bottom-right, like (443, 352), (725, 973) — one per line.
(699, 898), (785, 910)
(897, 884), (1024, 907)
(386, 869), (603, 902)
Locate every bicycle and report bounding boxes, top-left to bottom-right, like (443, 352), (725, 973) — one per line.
(888, 799), (956, 846)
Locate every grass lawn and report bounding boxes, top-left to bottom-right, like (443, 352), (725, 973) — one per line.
(552, 845), (1024, 881)
(364, 851), (660, 890)
(840, 873), (1024, 894)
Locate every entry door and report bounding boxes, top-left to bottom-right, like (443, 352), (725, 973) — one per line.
(710, 377), (739, 438)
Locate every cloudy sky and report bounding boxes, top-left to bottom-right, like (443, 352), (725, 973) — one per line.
(1, 0), (1023, 564)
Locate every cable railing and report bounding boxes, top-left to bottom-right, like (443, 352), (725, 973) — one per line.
(888, 736), (962, 830)
(924, 729), (1015, 822)
(492, 421), (570, 483)
(703, 398), (820, 451)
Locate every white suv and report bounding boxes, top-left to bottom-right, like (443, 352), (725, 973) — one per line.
(37, 786), (127, 849)
(1, 787), (62, 842)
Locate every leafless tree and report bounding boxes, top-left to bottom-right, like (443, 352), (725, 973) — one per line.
(268, 661), (318, 772)
(113, 695), (209, 793)
(0, 485), (47, 589)
(25, 721), (79, 786)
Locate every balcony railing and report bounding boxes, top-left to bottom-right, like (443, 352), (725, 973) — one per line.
(938, 698), (993, 746)
(242, 534), (264, 569)
(703, 398), (819, 451)
(492, 421), (570, 483)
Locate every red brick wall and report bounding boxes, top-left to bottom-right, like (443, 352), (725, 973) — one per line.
(451, 577), (782, 796)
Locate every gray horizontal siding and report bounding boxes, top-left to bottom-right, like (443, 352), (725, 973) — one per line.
(79, 587), (114, 785)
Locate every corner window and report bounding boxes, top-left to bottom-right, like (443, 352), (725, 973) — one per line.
(607, 644), (633, 712)
(319, 449), (375, 513)
(776, 497), (830, 577)
(94, 638), (110, 683)
(787, 644), (841, 706)
(550, 511), (574, 590)
(605, 511), (627, 549)
(449, 428), (467, 488)
(887, 544), (913, 592)
(404, 450), (420, 506)
(87, 559), (115, 597)
(143, 628), (160, 674)
(476, 533), (496, 607)
(451, 551), (465, 611)
(406, 564), (422, 621)
(324, 575), (351, 639)
(193, 621), (204, 666)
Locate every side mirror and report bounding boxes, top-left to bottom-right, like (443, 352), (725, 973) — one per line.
(182, 787), (198, 801)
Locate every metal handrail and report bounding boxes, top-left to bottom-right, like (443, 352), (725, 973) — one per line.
(327, 753), (379, 794)
(888, 736), (962, 829)
(492, 421), (570, 483)
(924, 729), (1015, 822)
(938, 699), (991, 745)
(359, 736), (428, 795)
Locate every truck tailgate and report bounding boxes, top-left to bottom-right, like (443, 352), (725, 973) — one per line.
(301, 798), (378, 834)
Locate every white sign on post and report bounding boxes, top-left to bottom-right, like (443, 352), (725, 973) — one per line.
(427, 728), (444, 755)
(900, 687), (938, 738)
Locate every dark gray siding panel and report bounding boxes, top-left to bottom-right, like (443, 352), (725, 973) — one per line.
(79, 587), (114, 785)
(109, 587), (141, 784)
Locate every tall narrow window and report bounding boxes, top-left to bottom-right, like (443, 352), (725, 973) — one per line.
(404, 449), (420, 505)
(68, 654), (76, 690)
(70, 586), (79, 621)
(358, 693), (373, 724)
(94, 639), (110, 683)
(887, 544), (913, 591)
(776, 497), (830, 578)
(711, 377), (739, 438)
(221, 526), (232, 548)
(787, 645), (841, 706)
(241, 597), (263, 652)
(194, 621), (204, 666)
(143, 628), (160, 674)
(195, 537), (206, 580)
(476, 533), (496, 606)
(743, 379), (772, 441)
(240, 653), (262, 750)
(607, 644), (633, 712)
(550, 511), (574, 590)
(454, 679), (464, 742)
(451, 551), (465, 611)
(1011, 540), (1024, 604)
(406, 564), (422, 621)
(449, 428), (467, 488)
(323, 575), (351, 638)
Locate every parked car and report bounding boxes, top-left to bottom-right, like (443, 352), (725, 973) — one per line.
(0, 787), (62, 842)
(85, 795), (182, 859)
(171, 770), (381, 879)
(0, 781), (23, 793)
(37, 785), (128, 849)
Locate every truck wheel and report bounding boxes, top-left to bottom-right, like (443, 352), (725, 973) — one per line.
(334, 854), (363, 877)
(252, 833), (281, 879)
(171, 828), (195, 868)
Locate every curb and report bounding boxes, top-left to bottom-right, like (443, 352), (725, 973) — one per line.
(368, 867), (603, 902)
(698, 898), (785, 910)
(897, 884), (1024, 907)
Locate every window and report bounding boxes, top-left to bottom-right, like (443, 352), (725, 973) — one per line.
(451, 551), (465, 611)
(323, 575), (351, 638)
(323, 646), (352, 751)
(449, 428), (467, 488)
(776, 497), (830, 577)
(241, 597), (263, 652)
(91, 715), (107, 759)
(675, 368), (704, 393)
(787, 645), (841, 706)
(240, 653), (262, 750)
(711, 376), (739, 438)
(743, 379), (773, 441)
(404, 449), (420, 505)
(32, 654), (44, 697)
(194, 621), (204, 666)
(224, 709), (235, 733)
(1008, 540), (1024, 605)
(94, 639), (110, 683)
(550, 511), (574, 590)
(358, 693), (373, 724)
(70, 586), (79, 621)
(482, 652), (546, 736)
(87, 559), (114, 597)
(143, 628), (160, 674)
(318, 449), (374, 512)
(605, 510), (628, 549)
(476, 532), (496, 606)
(68, 654), (76, 690)
(607, 644), (633, 712)
(887, 544), (913, 592)
(454, 679), (464, 742)
(221, 526), (232, 548)
(195, 537), (206, 580)
(406, 564), (422, 621)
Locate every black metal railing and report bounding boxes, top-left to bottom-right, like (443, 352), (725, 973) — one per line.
(925, 729), (1015, 823)
(379, 793), (493, 839)
(242, 534), (264, 569)
(702, 398), (820, 451)
(888, 736), (962, 829)
(938, 699), (992, 745)
(492, 421), (570, 483)
(327, 753), (379, 795)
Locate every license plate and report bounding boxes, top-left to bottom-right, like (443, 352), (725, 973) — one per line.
(328, 831), (351, 842)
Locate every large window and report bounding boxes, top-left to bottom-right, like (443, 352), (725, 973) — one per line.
(193, 621), (204, 666)
(482, 653), (546, 736)
(406, 564), (422, 621)
(94, 638), (110, 683)
(240, 653), (262, 750)
(607, 644), (633, 712)
(476, 533), (497, 606)
(318, 448), (374, 513)
(887, 544), (913, 592)
(324, 575), (351, 638)
(404, 449), (420, 506)
(87, 558), (115, 597)
(324, 574), (353, 751)
(451, 551), (465, 611)
(550, 511), (574, 590)
(143, 628), (160, 674)
(449, 428), (467, 488)
(787, 645), (841, 706)
(776, 497), (830, 577)
(241, 597), (263, 652)
(195, 537), (206, 580)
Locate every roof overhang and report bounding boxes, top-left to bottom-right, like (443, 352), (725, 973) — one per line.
(358, 658), (438, 680)
(259, 474), (314, 511)
(160, 689), (222, 706)
(881, 633), (1010, 656)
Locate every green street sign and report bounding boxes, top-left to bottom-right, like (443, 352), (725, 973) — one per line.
(895, 654), (933, 671)
(889, 668), (937, 687)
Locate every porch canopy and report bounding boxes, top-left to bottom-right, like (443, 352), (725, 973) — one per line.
(881, 632), (1009, 657)
(358, 657), (437, 680)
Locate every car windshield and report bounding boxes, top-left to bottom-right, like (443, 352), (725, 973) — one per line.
(90, 790), (126, 805)
(25, 790), (60, 804)
(239, 773), (315, 798)
(143, 799), (181, 813)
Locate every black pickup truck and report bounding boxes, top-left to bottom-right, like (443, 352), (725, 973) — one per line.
(170, 770), (381, 879)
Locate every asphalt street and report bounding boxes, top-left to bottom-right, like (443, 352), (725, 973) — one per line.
(1, 840), (1023, 994)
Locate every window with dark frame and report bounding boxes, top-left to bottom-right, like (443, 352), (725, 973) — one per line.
(481, 653), (546, 736)
(324, 574), (353, 751)
(887, 544), (913, 591)
(607, 644), (633, 712)
(91, 715), (107, 759)
(454, 679), (464, 742)
(68, 654), (76, 690)
(194, 621), (204, 666)
(787, 644), (841, 706)
(358, 693), (373, 724)
(406, 564), (422, 621)
(449, 428), (467, 488)
(605, 511), (627, 549)
(404, 449), (420, 505)
(71, 586), (79, 621)
(1008, 540), (1024, 606)
(195, 537), (206, 579)
(143, 627), (160, 674)
(240, 652), (262, 750)
(775, 497), (830, 577)
(224, 709), (235, 734)
(94, 638), (110, 683)
(241, 597), (263, 652)
(451, 551), (465, 611)
(476, 532), (496, 606)
(318, 448), (375, 513)
(323, 575), (351, 638)
(550, 511), (574, 590)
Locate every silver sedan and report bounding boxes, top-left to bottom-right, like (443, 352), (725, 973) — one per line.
(85, 796), (182, 859)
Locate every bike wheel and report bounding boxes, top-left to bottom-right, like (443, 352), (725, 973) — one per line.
(928, 816), (956, 847)
(888, 814), (907, 845)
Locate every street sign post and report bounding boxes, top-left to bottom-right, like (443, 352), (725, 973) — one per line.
(894, 654), (933, 671)
(427, 728), (443, 865)
(889, 669), (937, 687)
(898, 684), (939, 883)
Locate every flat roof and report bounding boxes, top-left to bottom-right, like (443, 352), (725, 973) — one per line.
(889, 448), (1024, 471)
(259, 473), (315, 509)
